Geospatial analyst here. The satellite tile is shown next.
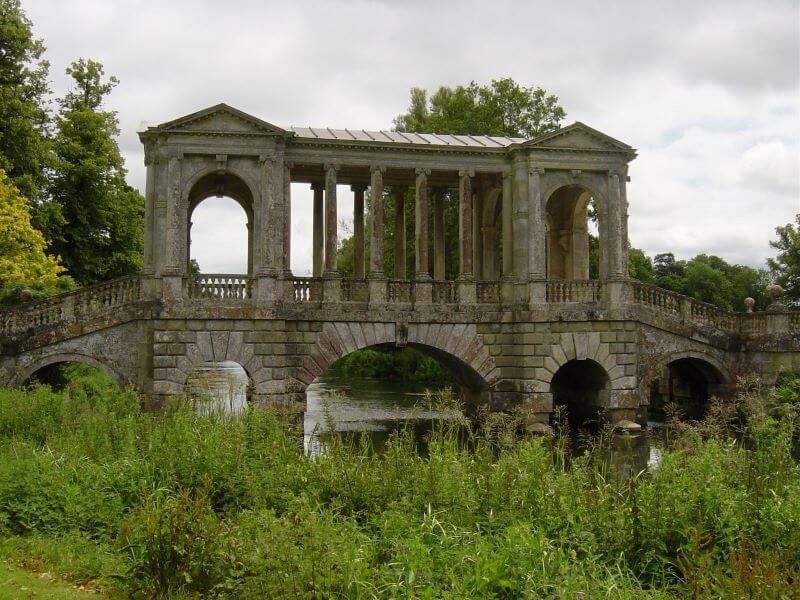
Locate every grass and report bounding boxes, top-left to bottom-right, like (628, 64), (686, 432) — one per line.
(0, 560), (94, 599)
(0, 369), (797, 598)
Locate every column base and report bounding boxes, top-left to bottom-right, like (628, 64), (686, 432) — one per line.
(368, 277), (387, 305)
(162, 275), (184, 301)
(257, 276), (280, 305)
(415, 279), (433, 304)
(457, 277), (476, 305)
(323, 274), (341, 302)
(528, 279), (547, 307)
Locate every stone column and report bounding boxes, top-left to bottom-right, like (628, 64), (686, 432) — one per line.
(323, 164), (340, 302)
(369, 165), (386, 277)
(324, 164), (339, 276)
(414, 168), (431, 279)
(472, 187), (483, 280)
(255, 156), (275, 276)
(352, 184), (366, 279)
(283, 162), (292, 275)
(162, 153), (184, 300)
(311, 182), (324, 278)
(511, 157), (529, 303)
(607, 171), (626, 279)
(142, 150), (155, 276)
(482, 226), (497, 280)
(527, 167), (547, 305)
(433, 187), (446, 280)
(368, 165), (387, 304)
(458, 170), (476, 303)
(501, 171), (514, 302)
(393, 186), (407, 279)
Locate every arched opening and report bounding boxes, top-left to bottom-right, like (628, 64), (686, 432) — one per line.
(22, 359), (121, 392)
(647, 357), (727, 422)
(304, 343), (489, 451)
(187, 172), (254, 275)
(550, 359), (610, 430)
(480, 187), (503, 281)
(545, 185), (598, 280)
(185, 360), (251, 417)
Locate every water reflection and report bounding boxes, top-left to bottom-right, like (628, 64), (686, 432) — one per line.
(304, 372), (664, 474)
(186, 360), (248, 417)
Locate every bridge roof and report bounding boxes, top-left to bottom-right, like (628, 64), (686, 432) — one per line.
(141, 103), (636, 157)
(288, 126), (525, 148)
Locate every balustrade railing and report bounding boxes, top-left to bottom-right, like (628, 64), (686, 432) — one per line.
(432, 280), (457, 304)
(631, 281), (682, 315)
(546, 280), (603, 303)
(188, 275), (252, 300)
(290, 277), (323, 302)
(0, 275), (141, 336)
(387, 279), (413, 303)
(476, 281), (501, 303)
(340, 279), (369, 302)
(689, 299), (736, 331)
(789, 312), (800, 333)
(737, 313), (768, 335)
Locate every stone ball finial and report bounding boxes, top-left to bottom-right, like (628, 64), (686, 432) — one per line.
(767, 284), (785, 312)
(744, 297), (755, 313)
(19, 289), (33, 303)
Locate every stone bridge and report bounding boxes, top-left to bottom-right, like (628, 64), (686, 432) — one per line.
(2, 104), (798, 427)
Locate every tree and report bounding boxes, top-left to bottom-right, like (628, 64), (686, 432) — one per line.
(394, 78), (566, 138)
(0, 168), (62, 286)
(0, 0), (51, 202)
(628, 247), (654, 284)
(41, 59), (143, 285)
(768, 214), (800, 306)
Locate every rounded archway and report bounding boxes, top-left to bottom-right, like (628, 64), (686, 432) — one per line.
(647, 356), (729, 422)
(545, 184), (599, 280)
(16, 353), (127, 390)
(550, 358), (610, 430)
(187, 172), (255, 275)
(185, 360), (251, 417)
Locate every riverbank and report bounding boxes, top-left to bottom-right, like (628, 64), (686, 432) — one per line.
(0, 374), (798, 598)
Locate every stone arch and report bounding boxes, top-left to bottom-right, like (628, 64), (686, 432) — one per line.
(550, 357), (611, 429)
(481, 187), (503, 280)
(533, 331), (632, 393)
(185, 166), (258, 275)
(639, 349), (733, 421)
(156, 331), (272, 398)
(542, 172), (609, 280)
(13, 352), (128, 389)
(296, 321), (500, 397)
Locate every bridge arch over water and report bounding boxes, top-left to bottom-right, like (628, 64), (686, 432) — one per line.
(13, 352), (129, 389)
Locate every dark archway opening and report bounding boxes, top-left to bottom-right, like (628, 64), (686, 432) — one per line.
(648, 357), (725, 422)
(550, 359), (610, 431)
(24, 362), (120, 393)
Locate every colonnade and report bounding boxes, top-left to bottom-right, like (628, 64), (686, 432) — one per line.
(305, 166), (503, 282)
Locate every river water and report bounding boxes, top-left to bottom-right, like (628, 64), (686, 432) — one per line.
(305, 372), (664, 474)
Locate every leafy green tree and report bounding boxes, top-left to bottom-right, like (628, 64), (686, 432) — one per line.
(628, 247), (654, 284)
(394, 78), (566, 138)
(41, 59), (143, 285)
(768, 214), (800, 306)
(0, 168), (62, 286)
(0, 0), (51, 202)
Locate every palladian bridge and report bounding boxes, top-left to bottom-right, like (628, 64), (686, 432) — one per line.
(2, 104), (799, 428)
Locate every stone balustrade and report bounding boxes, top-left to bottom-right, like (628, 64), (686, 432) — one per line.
(546, 280), (603, 303)
(0, 276), (140, 336)
(3, 274), (800, 341)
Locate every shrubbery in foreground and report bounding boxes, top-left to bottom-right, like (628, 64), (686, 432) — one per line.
(0, 373), (798, 598)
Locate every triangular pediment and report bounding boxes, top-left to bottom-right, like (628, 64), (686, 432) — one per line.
(155, 104), (290, 135)
(522, 122), (634, 154)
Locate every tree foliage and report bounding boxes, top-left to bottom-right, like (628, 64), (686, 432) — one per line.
(39, 59), (143, 285)
(0, 168), (62, 286)
(0, 0), (51, 202)
(768, 214), (800, 306)
(394, 78), (566, 138)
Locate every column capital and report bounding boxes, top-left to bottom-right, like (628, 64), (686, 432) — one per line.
(501, 170), (512, 180)
(310, 181), (324, 191)
(370, 163), (386, 174)
(528, 166), (545, 176)
(608, 170), (621, 180)
(350, 183), (367, 193)
(283, 160), (294, 170)
(415, 167), (431, 176)
(458, 169), (475, 178)
(258, 153), (277, 164)
(323, 162), (340, 173)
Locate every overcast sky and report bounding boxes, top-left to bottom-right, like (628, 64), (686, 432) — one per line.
(23, 0), (800, 275)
